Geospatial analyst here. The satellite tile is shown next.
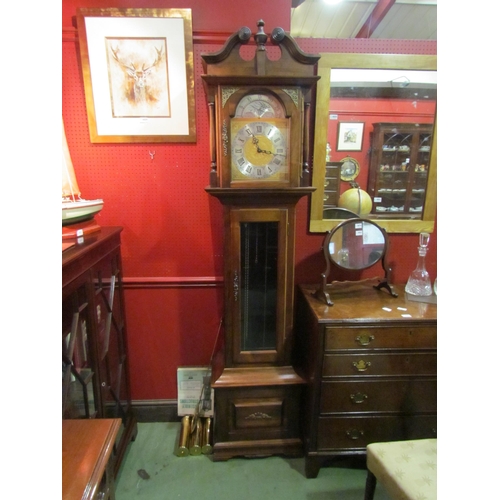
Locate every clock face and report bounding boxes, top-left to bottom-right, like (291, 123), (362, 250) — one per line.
(231, 118), (289, 180)
(234, 93), (285, 119)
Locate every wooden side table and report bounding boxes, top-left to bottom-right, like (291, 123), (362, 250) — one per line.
(62, 419), (121, 500)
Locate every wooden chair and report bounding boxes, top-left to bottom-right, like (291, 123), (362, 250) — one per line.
(364, 439), (437, 500)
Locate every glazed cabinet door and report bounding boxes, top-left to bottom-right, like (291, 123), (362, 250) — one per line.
(62, 271), (98, 419)
(92, 247), (133, 458)
(227, 207), (291, 366)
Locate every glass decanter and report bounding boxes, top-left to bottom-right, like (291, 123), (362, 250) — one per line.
(405, 232), (432, 296)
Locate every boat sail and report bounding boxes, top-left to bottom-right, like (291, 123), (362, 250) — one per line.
(62, 118), (103, 225)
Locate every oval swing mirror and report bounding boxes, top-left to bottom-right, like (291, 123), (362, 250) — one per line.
(314, 218), (397, 305)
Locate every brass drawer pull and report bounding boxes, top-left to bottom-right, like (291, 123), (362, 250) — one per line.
(350, 392), (368, 404)
(346, 429), (364, 440)
(356, 334), (375, 346)
(352, 360), (371, 372)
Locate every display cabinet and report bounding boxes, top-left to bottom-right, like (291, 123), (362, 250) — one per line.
(367, 123), (433, 217)
(62, 227), (137, 477)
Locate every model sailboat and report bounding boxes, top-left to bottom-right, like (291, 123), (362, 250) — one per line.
(62, 118), (103, 227)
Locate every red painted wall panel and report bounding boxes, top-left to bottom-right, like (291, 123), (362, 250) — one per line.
(62, 0), (437, 401)
(125, 286), (224, 399)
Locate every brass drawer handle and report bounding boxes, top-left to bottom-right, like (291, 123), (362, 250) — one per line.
(346, 429), (364, 440)
(352, 360), (371, 372)
(356, 334), (375, 346)
(350, 392), (368, 404)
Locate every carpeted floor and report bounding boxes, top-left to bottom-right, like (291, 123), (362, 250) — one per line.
(115, 422), (392, 499)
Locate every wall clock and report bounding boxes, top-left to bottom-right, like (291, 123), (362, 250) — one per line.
(340, 157), (360, 182)
(201, 20), (319, 461)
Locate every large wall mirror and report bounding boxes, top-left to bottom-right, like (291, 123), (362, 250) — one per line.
(310, 54), (437, 233)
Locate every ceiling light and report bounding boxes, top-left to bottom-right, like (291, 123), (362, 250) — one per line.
(323, 0), (344, 5)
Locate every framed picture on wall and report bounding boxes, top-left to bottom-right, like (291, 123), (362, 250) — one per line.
(337, 122), (364, 151)
(76, 8), (196, 143)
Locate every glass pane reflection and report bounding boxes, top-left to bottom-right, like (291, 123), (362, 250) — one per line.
(240, 222), (278, 351)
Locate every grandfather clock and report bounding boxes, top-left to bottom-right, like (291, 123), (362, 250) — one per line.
(202, 20), (319, 461)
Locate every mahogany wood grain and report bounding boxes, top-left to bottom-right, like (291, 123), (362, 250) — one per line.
(62, 419), (120, 500)
(295, 282), (437, 478)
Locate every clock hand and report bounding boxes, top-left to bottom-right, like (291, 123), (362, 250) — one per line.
(258, 148), (285, 158)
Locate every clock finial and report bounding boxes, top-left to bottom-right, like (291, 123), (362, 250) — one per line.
(254, 19), (268, 50)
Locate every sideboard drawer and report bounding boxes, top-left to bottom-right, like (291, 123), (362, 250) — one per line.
(317, 415), (437, 450)
(325, 326), (437, 351)
(320, 379), (436, 413)
(322, 352), (437, 377)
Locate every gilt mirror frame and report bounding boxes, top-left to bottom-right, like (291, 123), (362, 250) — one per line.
(310, 53), (437, 233)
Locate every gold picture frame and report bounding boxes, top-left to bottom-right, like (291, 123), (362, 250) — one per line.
(337, 122), (364, 152)
(76, 8), (196, 143)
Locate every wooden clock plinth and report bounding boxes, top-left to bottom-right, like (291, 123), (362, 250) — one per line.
(211, 366), (305, 461)
(202, 20), (319, 460)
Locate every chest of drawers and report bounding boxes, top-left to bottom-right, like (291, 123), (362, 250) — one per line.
(294, 283), (437, 478)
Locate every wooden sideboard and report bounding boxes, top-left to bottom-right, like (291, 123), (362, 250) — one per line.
(62, 418), (121, 500)
(294, 282), (437, 478)
(62, 227), (137, 477)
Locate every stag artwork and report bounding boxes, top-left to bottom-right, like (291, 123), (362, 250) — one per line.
(106, 38), (170, 118)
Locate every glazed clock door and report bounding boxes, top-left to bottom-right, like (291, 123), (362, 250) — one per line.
(228, 208), (290, 366)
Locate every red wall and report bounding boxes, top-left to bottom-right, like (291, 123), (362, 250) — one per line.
(62, 0), (437, 401)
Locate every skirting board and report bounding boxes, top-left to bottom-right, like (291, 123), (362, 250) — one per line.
(131, 399), (179, 422)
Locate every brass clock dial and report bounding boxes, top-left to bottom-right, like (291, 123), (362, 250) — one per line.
(230, 119), (289, 180)
(234, 93), (285, 118)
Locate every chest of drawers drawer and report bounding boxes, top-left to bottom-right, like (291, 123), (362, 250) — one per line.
(317, 414), (437, 451)
(322, 352), (437, 377)
(320, 379), (436, 413)
(325, 326), (437, 351)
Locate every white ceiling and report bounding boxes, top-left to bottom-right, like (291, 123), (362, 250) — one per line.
(290, 0), (437, 39)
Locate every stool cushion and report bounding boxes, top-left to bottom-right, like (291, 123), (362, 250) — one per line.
(366, 438), (437, 500)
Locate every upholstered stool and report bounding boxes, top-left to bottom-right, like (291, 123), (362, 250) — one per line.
(364, 439), (437, 500)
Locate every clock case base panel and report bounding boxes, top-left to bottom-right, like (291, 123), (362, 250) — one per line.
(211, 366), (306, 461)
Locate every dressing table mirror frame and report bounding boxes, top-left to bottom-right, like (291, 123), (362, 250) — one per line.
(310, 53), (437, 234)
(314, 217), (397, 306)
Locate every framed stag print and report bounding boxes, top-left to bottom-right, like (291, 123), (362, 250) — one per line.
(76, 8), (196, 143)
